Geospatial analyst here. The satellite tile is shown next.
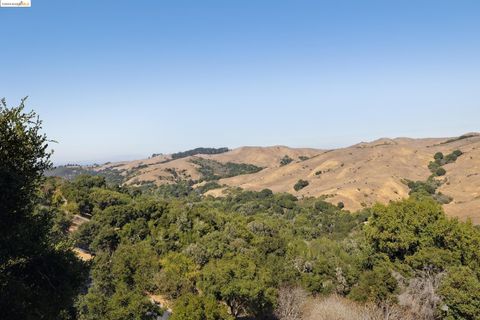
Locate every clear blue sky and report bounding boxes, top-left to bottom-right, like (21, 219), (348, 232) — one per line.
(1, 0), (479, 164)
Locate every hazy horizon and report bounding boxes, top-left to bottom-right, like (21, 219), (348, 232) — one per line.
(2, 0), (479, 164)
(51, 131), (479, 166)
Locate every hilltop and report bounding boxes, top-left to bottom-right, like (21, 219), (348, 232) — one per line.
(49, 133), (480, 223)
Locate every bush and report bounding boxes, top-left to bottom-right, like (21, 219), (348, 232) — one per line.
(294, 179), (309, 191)
(314, 200), (337, 212)
(444, 150), (463, 164)
(280, 155), (294, 166)
(365, 198), (444, 261)
(439, 266), (480, 320)
(349, 265), (398, 303)
(171, 293), (233, 320)
(407, 180), (438, 195)
(433, 192), (453, 204)
(434, 152), (444, 161)
(452, 149), (463, 157)
(435, 167), (446, 176)
(197, 181), (221, 194)
(428, 161), (441, 173)
(444, 154), (458, 164)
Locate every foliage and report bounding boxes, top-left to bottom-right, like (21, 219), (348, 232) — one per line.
(155, 252), (197, 299)
(364, 197), (480, 317)
(50, 175), (480, 320)
(441, 134), (477, 145)
(63, 176), (370, 318)
(197, 181), (222, 194)
(191, 158), (263, 181)
(434, 152), (444, 161)
(438, 266), (480, 320)
(435, 167), (446, 176)
(0, 98), (87, 319)
(280, 155), (294, 166)
(155, 180), (196, 199)
(294, 179), (309, 191)
(427, 150), (463, 178)
(45, 166), (125, 186)
(171, 147), (229, 160)
(198, 254), (276, 317)
(365, 198), (445, 261)
(349, 265), (398, 303)
(171, 293), (233, 320)
(77, 243), (163, 320)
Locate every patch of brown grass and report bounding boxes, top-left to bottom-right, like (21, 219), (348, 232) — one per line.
(302, 295), (414, 320)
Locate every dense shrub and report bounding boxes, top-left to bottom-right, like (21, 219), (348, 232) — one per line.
(171, 293), (233, 320)
(438, 266), (480, 320)
(434, 152), (444, 161)
(435, 167), (447, 176)
(280, 155), (294, 166)
(191, 158), (263, 181)
(197, 181), (222, 194)
(294, 179), (309, 191)
(349, 265), (398, 303)
(407, 180), (438, 195)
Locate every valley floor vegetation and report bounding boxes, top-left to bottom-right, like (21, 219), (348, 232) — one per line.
(2, 99), (480, 320)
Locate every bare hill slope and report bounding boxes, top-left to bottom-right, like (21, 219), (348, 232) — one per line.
(215, 134), (480, 222)
(78, 134), (480, 223)
(93, 146), (321, 186)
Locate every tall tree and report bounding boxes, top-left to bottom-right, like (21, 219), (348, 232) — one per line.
(0, 98), (86, 319)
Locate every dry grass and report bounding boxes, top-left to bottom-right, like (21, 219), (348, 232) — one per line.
(89, 134), (480, 223)
(73, 248), (93, 261)
(302, 295), (414, 320)
(396, 269), (444, 320)
(275, 286), (307, 320)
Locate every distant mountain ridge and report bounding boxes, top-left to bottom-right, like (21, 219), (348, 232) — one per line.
(48, 134), (480, 223)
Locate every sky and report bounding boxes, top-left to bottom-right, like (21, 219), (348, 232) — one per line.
(1, 0), (480, 164)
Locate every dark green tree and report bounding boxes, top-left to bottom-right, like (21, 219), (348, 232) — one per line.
(439, 266), (480, 320)
(170, 293), (233, 320)
(436, 167), (447, 176)
(293, 179), (309, 191)
(434, 152), (444, 161)
(0, 98), (87, 319)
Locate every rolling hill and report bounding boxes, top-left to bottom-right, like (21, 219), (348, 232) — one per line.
(50, 134), (480, 223)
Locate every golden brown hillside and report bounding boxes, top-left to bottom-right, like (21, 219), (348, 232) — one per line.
(92, 146), (321, 185)
(90, 134), (480, 223)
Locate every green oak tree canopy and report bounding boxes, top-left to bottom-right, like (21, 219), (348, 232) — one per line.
(0, 98), (86, 320)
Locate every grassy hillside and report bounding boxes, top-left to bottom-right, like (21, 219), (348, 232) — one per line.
(52, 134), (480, 223)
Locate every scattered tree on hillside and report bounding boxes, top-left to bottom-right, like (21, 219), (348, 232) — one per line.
(280, 155), (294, 166)
(171, 147), (229, 160)
(294, 179), (309, 191)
